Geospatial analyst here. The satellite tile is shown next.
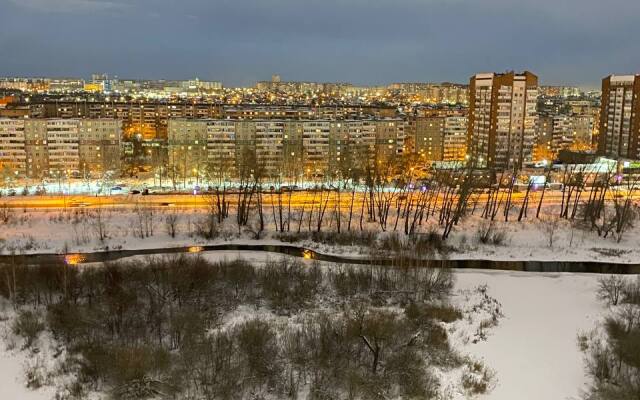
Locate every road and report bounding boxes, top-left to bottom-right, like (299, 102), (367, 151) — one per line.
(1, 188), (637, 210)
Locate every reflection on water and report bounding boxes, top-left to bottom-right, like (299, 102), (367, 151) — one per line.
(64, 254), (86, 265)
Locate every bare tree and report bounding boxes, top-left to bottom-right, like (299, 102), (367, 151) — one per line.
(89, 207), (110, 242)
(134, 202), (155, 238)
(597, 275), (627, 306)
(165, 213), (179, 238)
(540, 216), (560, 248)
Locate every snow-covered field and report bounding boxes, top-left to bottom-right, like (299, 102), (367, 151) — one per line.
(0, 346), (55, 400)
(0, 249), (607, 399)
(453, 270), (604, 400)
(0, 303), (57, 400)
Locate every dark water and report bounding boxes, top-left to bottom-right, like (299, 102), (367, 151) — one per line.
(0, 244), (639, 274)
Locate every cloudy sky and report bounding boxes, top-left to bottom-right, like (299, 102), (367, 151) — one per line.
(0, 0), (638, 88)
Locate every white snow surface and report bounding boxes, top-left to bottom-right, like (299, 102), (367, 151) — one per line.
(0, 304), (58, 400)
(0, 348), (55, 400)
(451, 270), (604, 400)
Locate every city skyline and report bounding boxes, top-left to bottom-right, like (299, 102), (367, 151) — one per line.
(1, 0), (639, 89)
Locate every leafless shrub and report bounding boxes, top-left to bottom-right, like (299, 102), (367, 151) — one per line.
(0, 203), (13, 225)
(540, 216), (560, 248)
(582, 305), (640, 400)
(88, 208), (110, 242)
(12, 309), (44, 349)
(622, 276), (640, 305)
(597, 275), (628, 306)
(475, 222), (507, 245)
(164, 213), (179, 238)
(193, 207), (220, 240)
(134, 203), (155, 238)
(461, 359), (495, 395)
(25, 357), (48, 389)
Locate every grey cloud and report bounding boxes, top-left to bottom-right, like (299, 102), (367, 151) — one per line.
(0, 0), (638, 87)
(9, 0), (129, 13)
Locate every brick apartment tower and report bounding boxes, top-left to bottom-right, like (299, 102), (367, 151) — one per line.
(468, 71), (538, 170)
(598, 75), (640, 159)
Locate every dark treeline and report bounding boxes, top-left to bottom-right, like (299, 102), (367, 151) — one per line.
(0, 255), (474, 400)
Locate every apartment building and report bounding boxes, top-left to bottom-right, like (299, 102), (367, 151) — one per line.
(45, 119), (80, 175)
(78, 119), (122, 175)
(168, 118), (405, 181)
(598, 75), (640, 159)
(408, 116), (444, 161)
(443, 116), (467, 162)
(255, 121), (285, 177)
(166, 119), (208, 184)
(302, 121), (331, 177)
(535, 115), (554, 161)
(0, 119), (26, 175)
(22, 119), (81, 177)
(206, 120), (237, 180)
(23, 119), (49, 177)
(468, 71), (538, 169)
(406, 115), (467, 163)
(18, 101), (399, 143)
(2, 118), (123, 178)
(551, 114), (594, 154)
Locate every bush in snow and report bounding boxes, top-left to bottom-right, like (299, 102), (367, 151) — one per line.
(582, 307), (640, 400)
(0, 255), (464, 399)
(12, 310), (44, 349)
(475, 222), (507, 246)
(597, 275), (628, 306)
(583, 281), (640, 400)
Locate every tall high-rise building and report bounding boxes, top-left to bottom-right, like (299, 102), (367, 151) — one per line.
(597, 75), (640, 159)
(468, 71), (538, 169)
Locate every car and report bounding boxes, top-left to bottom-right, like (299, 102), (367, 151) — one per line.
(130, 189), (141, 195)
(111, 186), (122, 192)
(8, 189), (16, 196)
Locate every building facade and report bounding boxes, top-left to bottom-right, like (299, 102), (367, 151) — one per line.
(551, 114), (594, 154)
(443, 116), (468, 162)
(168, 118), (405, 181)
(0, 119), (26, 175)
(0, 118), (121, 178)
(468, 71), (538, 169)
(598, 75), (640, 159)
(408, 116), (444, 162)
